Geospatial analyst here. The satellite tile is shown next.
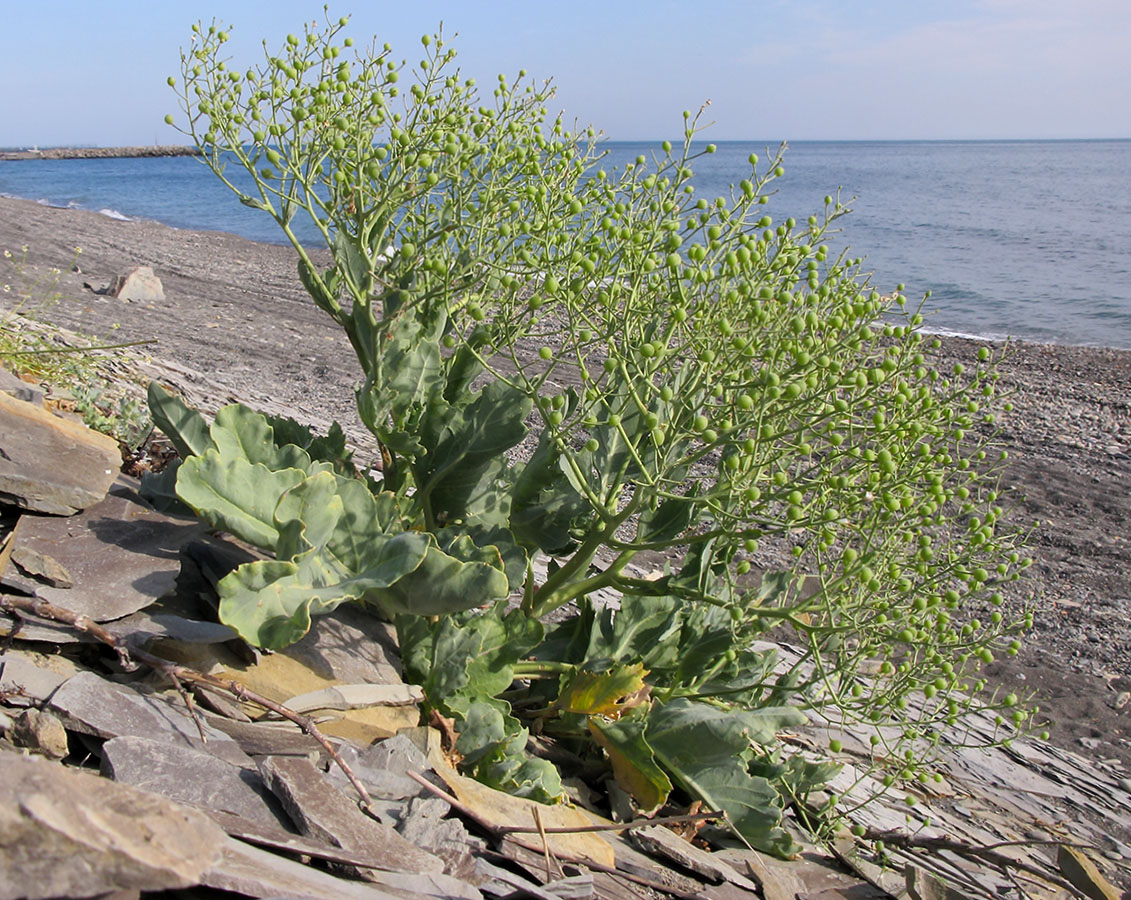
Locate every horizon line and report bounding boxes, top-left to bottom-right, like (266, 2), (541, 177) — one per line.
(4, 136), (1129, 152)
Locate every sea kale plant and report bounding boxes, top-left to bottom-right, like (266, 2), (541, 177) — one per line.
(155, 14), (1034, 853)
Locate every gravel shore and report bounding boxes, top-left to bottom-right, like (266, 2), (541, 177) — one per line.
(2, 193), (1129, 769)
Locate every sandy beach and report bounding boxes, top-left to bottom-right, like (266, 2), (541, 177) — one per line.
(2, 192), (1129, 770)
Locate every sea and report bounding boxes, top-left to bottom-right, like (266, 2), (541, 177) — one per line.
(1, 140), (1129, 349)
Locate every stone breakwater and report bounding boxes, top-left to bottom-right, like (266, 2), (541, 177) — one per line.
(0, 145), (200, 161)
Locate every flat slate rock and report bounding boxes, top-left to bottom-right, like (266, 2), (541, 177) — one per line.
(204, 836), (409, 900)
(0, 367), (44, 405)
(0, 752), (226, 899)
(8, 476), (207, 622)
(101, 735), (292, 831)
(0, 389), (121, 514)
(49, 670), (245, 762)
(327, 732), (435, 802)
(259, 755), (445, 878)
(0, 648), (78, 703)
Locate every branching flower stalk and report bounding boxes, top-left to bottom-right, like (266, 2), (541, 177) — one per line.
(156, 11), (1038, 855)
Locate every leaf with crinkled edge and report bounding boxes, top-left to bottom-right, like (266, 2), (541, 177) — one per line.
(418, 379), (531, 524)
(422, 604), (543, 711)
(176, 451), (306, 550)
(589, 714), (672, 814)
(368, 532), (510, 617)
(510, 433), (592, 555)
(266, 415), (355, 474)
(217, 531), (432, 648)
(274, 470), (391, 576)
(273, 471), (345, 561)
(148, 382), (210, 459)
(646, 698), (806, 857)
(211, 403), (313, 472)
(456, 701), (563, 803)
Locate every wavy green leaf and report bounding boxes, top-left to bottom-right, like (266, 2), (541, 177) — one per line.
(369, 532), (510, 617)
(510, 433), (592, 554)
(176, 451), (306, 550)
(646, 698), (807, 856)
(217, 530), (431, 648)
(210, 403), (313, 472)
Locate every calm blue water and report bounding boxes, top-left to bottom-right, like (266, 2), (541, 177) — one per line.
(2, 140), (1129, 349)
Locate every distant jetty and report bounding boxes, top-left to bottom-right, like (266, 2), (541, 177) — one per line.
(0, 146), (201, 161)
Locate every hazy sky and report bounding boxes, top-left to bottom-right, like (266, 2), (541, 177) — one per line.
(2, 0), (1128, 146)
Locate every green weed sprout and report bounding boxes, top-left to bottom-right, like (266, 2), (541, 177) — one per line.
(157, 13), (1034, 853)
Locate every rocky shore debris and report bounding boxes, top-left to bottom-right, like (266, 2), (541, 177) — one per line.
(0, 365), (1128, 900)
(109, 264), (165, 303)
(0, 387), (120, 514)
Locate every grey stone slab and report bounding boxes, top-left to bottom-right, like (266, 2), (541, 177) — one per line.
(103, 610), (239, 645)
(9, 476), (208, 622)
(203, 713), (328, 758)
(101, 735), (292, 831)
(0, 649), (78, 702)
(0, 752), (226, 900)
(627, 825), (758, 892)
(283, 602), (404, 685)
(10, 545), (72, 587)
(0, 367), (44, 405)
(49, 670), (245, 762)
(207, 808), (482, 900)
(327, 733), (434, 803)
(399, 795), (484, 884)
(203, 837), (406, 900)
(0, 389), (121, 514)
(259, 755), (445, 878)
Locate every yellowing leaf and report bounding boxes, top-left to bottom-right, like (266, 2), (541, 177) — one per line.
(589, 715), (671, 814)
(556, 663), (648, 717)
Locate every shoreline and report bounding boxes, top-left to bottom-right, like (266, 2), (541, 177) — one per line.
(0, 145), (199, 161)
(2, 192), (1130, 770)
(6, 188), (1131, 353)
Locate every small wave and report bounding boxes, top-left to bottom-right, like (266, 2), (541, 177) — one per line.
(97, 207), (132, 221)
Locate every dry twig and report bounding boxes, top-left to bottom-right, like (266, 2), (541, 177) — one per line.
(0, 593), (373, 810)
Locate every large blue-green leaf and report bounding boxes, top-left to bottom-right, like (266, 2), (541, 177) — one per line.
(274, 470), (393, 575)
(265, 415), (354, 474)
(217, 530), (431, 648)
(423, 605), (543, 709)
(139, 458), (191, 515)
(210, 404), (313, 472)
(417, 380), (530, 525)
(368, 532), (510, 617)
(176, 451), (306, 550)
(510, 433), (592, 554)
(458, 700), (563, 802)
(646, 699), (807, 857)
(147, 382), (210, 459)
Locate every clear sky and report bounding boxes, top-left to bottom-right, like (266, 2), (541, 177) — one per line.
(2, 0), (1128, 146)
